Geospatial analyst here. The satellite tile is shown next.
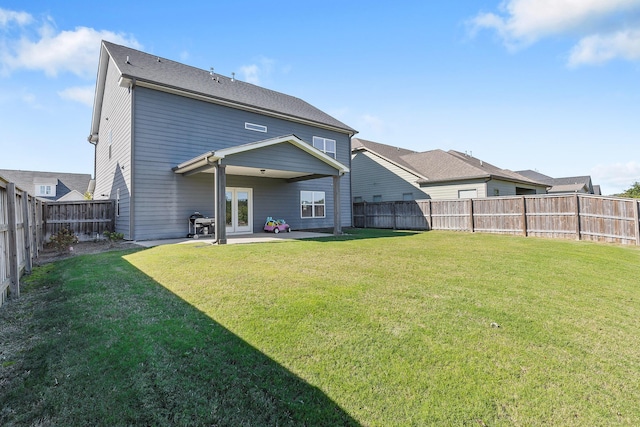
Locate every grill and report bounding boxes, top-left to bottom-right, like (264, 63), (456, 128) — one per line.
(187, 212), (215, 239)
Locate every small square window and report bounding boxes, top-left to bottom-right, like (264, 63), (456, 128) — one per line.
(403, 193), (413, 201)
(373, 195), (382, 202)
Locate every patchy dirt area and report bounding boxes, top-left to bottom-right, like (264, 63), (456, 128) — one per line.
(34, 240), (142, 265)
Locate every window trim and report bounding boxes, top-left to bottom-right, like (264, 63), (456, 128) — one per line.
(35, 184), (55, 197)
(300, 190), (326, 219)
(312, 136), (337, 158)
(245, 122), (267, 133)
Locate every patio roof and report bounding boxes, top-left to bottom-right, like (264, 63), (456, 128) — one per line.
(172, 134), (349, 180)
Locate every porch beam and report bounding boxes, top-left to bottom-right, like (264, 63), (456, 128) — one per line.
(333, 175), (342, 235)
(214, 163), (227, 244)
(287, 173), (331, 183)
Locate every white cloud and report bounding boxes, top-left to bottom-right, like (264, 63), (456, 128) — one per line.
(469, 0), (640, 65)
(0, 10), (141, 77)
(0, 8), (33, 27)
(568, 29), (640, 66)
(239, 64), (260, 84)
(58, 85), (95, 106)
(591, 161), (640, 193)
(239, 56), (275, 85)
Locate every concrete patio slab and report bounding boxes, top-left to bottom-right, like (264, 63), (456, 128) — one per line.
(133, 231), (331, 248)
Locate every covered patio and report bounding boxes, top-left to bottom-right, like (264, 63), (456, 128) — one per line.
(172, 135), (350, 244)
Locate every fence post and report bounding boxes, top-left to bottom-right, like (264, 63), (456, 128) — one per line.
(634, 199), (640, 246)
(427, 199), (432, 231)
(392, 202), (397, 230)
(574, 194), (581, 241)
(468, 198), (474, 232)
(363, 201), (368, 228)
(22, 191), (32, 274)
(7, 183), (19, 298)
(521, 196), (528, 237)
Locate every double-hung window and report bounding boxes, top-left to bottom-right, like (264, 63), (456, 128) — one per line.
(35, 184), (55, 197)
(300, 191), (325, 218)
(312, 136), (336, 158)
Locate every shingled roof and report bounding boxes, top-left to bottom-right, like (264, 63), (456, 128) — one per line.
(352, 138), (547, 186)
(90, 41), (355, 140)
(517, 170), (595, 194)
(0, 169), (92, 200)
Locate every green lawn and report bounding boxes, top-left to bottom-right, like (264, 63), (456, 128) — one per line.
(2, 229), (640, 426)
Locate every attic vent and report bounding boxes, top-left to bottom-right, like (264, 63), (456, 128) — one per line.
(126, 55), (130, 64)
(245, 122), (267, 133)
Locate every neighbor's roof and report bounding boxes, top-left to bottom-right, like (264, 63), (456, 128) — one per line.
(352, 138), (547, 187)
(0, 169), (92, 199)
(90, 41), (355, 139)
(517, 170), (594, 193)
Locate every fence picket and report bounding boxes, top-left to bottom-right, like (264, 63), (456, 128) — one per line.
(353, 194), (640, 245)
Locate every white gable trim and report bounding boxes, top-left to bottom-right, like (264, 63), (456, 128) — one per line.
(173, 135), (349, 176)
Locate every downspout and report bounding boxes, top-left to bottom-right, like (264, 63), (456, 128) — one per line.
(129, 78), (136, 240)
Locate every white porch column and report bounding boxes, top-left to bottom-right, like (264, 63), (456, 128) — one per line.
(333, 174), (342, 235)
(214, 163), (227, 244)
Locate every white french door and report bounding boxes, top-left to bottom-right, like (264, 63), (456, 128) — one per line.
(225, 187), (252, 234)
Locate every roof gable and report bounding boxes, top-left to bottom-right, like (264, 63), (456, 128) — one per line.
(173, 134), (349, 178)
(0, 169), (92, 199)
(90, 41), (355, 140)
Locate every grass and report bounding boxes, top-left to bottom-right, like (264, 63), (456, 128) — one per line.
(1, 229), (640, 426)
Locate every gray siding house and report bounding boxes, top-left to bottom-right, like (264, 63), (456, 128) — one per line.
(0, 169), (93, 201)
(352, 138), (548, 201)
(89, 41), (356, 242)
(516, 170), (601, 195)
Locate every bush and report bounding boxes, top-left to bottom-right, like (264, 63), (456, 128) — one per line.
(103, 230), (124, 242)
(49, 228), (79, 253)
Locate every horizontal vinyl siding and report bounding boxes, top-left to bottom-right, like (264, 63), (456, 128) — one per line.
(351, 151), (427, 202)
(487, 180), (518, 197)
(224, 143), (338, 175)
(420, 180), (487, 200)
(94, 57), (132, 238)
(132, 87), (351, 239)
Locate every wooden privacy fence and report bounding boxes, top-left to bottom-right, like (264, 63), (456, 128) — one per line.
(353, 194), (640, 246)
(44, 200), (115, 242)
(2, 175), (115, 307)
(1, 178), (45, 307)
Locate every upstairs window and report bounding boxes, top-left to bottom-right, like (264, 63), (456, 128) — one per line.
(312, 136), (336, 158)
(35, 184), (55, 197)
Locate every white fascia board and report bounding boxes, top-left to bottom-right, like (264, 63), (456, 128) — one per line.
(88, 44), (112, 141)
(173, 151), (219, 174)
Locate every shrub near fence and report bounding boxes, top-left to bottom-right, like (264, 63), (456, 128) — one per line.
(44, 200), (115, 242)
(353, 194), (640, 246)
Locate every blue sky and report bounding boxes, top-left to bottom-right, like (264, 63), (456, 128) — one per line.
(1, 1), (639, 195)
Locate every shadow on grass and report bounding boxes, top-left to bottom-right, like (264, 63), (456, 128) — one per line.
(1, 250), (359, 426)
(305, 227), (424, 243)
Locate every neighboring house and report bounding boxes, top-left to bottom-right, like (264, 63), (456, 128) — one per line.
(0, 169), (93, 201)
(516, 170), (601, 195)
(351, 138), (548, 202)
(88, 41), (356, 242)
